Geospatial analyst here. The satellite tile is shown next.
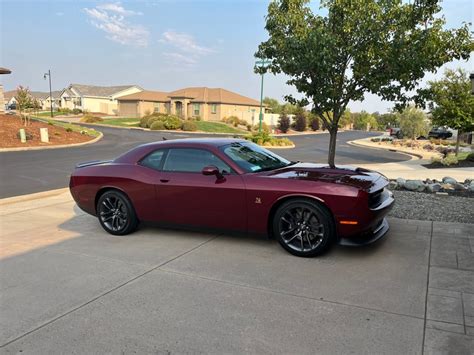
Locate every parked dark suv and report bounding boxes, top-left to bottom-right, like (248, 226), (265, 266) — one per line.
(428, 127), (453, 139)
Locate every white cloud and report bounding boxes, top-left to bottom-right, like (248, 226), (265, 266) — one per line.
(159, 30), (215, 66)
(97, 2), (142, 16)
(84, 3), (149, 47)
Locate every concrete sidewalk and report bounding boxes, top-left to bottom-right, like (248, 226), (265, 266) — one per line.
(358, 158), (474, 180)
(1, 190), (473, 354)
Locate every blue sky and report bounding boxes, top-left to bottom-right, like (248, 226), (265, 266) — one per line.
(1, 0), (472, 113)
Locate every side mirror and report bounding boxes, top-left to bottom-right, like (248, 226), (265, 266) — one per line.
(202, 165), (223, 179)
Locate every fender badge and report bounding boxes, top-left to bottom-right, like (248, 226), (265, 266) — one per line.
(255, 197), (262, 204)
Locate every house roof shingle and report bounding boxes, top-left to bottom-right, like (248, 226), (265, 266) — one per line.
(167, 87), (261, 106)
(3, 90), (61, 100)
(118, 90), (170, 102)
(69, 84), (140, 97)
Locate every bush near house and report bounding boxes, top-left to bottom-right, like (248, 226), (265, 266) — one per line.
(150, 121), (165, 130)
(222, 116), (247, 127)
(80, 114), (104, 123)
(293, 110), (307, 132)
(141, 113), (183, 130)
(182, 121), (197, 131)
(245, 131), (293, 147)
(278, 112), (291, 133)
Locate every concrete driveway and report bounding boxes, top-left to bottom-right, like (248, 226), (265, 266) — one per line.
(1, 190), (473, 354)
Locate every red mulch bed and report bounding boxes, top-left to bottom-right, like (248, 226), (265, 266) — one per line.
(0, 114), (95, 148)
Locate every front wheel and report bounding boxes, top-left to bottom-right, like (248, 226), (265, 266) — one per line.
(273, 199), (335, 257)
(97, 190), (138, 235)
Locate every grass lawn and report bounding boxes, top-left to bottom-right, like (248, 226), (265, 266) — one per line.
(35, 111), (70, 117)
(195, 121), (246, 134)
(101, 117), (140, 127)
(32, 116), (100, 137)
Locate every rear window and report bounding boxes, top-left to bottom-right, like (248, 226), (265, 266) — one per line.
(140, 150), (165, 171)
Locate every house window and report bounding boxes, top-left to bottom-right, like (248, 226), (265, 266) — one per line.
(153, 102), (160, 112)
(211, 104), (217, 114)
(193, 103), (200, 116)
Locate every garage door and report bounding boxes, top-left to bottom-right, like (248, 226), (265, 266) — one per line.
(119, 102), (138, 117)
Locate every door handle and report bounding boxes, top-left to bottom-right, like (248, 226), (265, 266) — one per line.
(160, 179), (169, 183)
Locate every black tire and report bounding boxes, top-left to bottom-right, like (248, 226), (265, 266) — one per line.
(273, 199), (335, 257)
(96, 190), (138, 235)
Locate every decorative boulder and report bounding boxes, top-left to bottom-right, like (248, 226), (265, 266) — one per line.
(396, 178), (406, 188)
(453, 183), (467, 191)
(426, 183), (442, 193)
(440, 183), (454, 191)
(404, 180), (425, 192)
(442, 176), (457, 184)
(388, 181), (398, 190)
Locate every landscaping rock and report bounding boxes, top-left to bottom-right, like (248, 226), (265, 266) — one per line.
(426, 183), (442, 193)
(396, 178), (406, 188)
(440, 183), (454, 191)
(442, 176), (457, 184)
(453, 183), (467, 191)
(404, 180), (425, 192)
(388, 181), (398, 190)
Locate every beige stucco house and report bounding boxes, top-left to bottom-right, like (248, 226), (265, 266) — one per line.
(3, 90), (54, 110)
(0, 67), (12, 113)
(60, 84), (143, 115)
(118, 87), (263, 124)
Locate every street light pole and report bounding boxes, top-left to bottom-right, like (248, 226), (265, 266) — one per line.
(44, 70), (53, 118)
(255, 59), (270, 133)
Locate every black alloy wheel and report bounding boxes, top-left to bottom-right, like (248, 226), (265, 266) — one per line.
(97, 190), (138, 235)
(273, 199), (335, 257)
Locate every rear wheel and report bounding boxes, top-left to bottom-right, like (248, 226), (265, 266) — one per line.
(273, 199), (335, 257)
(97, 190), (138, 235)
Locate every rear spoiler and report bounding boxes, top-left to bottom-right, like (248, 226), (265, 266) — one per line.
(75, 160), (112, 169)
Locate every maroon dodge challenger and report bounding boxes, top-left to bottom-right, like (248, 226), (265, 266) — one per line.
(70, 138), (394, 257)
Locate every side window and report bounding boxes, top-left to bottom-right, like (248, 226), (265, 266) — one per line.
(163, 148), (231, 173)
(140, 150), (165, 171)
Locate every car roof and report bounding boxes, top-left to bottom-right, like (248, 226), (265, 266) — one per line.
(139, 137), (247, 149)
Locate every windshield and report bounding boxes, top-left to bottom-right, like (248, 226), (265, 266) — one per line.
(220, 142), (292, 173)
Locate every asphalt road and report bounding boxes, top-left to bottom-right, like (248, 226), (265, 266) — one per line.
(0, 126), (408, 198)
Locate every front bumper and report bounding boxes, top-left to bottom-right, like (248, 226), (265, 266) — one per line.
(339, 218), (390, 246)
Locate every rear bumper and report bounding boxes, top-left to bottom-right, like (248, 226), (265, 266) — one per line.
(339, 218), (390, 246)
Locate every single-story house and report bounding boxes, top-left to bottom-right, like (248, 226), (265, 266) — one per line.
(3, 90), (52, 110)
(0, 67), (12, 113)
(43, 91), (62, 110)
(117, 91), (170, 117)
(60, 84), (143, 115)
(117, 87), (263, 123)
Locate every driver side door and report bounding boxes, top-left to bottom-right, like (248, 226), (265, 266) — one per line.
(155, 148), (247, 232)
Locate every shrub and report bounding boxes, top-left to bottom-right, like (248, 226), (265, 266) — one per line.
(65, 127), (73, 132)
(162, 115), (182, 130)
(244, 131), (292, 147)
(278, 113), (290, 133)
(423, 143), (434, 151)
(223, 116), (240, 127)
(293, 112), (307, 131)
(80, 115), (103, 123)
(150, 121), (165, 130)
(181, 121), (197, 131)
(465, 152), (474, 162)
(246, 124), (252, 132)
(441, 153), (458, 166)
(58, 107), (71, 114)
(253, 122), (270, 133)
(309, 117), (320, 131)
(436, 146), (455, 157)
(147, 116), (161, 128)
(139, 116), (150, 128)
(72, 108), (82, 115)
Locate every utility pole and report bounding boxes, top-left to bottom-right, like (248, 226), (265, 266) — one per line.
(44, 70), (53, 118)
(255, 59), (270, 133)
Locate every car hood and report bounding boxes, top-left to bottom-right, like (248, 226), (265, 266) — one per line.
(261, 163), (387, 192)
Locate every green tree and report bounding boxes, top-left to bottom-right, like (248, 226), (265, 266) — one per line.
(376, 112), (400, 130)
(398, 106), (429, 139)
(263, 97), (281, 113)
(15, 86), (32, 126)
(292, 106), (307, 131)
(278, 110), (291, 133)
(256, 0), (472, 166)
(425, 69), (474, 155)
(353, 111), (378, 131)
(338, 110), (352, 128)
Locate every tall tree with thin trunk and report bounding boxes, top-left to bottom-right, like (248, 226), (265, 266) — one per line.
(256, 0), (473, 166)
(425, 69), (474, 155)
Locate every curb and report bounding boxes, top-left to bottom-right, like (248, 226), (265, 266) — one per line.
(266, 144), (295, 149)
(0, 132), (103, 152)
(0, 188), (70, 206)
(347, 139), (421, 160)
